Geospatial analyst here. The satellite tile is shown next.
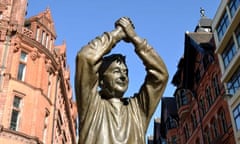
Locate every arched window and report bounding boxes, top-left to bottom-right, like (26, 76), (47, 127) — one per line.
(218, 108), (228, 133)
(184, 125), (190, 142)
(166, 116), (177, 129)
(176, 89), (189, 108)
(17, 51), (28, 81)
(206, 86), (213, 109)
(195, 138), (200, 144)
(10, 96), (22, 131)
(199, 96), (206, 117)
(35, 26), (40, 41)
(0, 11), (2, 19)
(212, 74), (220, 98)
(211, 118), (219, 139)
(191, 111), (197, 129)
(180, 89), (188, 105)
(204, 127), (211, 144)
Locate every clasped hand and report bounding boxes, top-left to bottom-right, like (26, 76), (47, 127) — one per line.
(115, 17), (137, 43)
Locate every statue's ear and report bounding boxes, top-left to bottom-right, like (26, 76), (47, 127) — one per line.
(99, 80), (104, 88)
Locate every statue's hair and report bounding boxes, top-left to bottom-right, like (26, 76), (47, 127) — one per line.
(99, 54), (127, 80)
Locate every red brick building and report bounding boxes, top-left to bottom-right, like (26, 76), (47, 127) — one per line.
(169, 13), (235, 144)
(0, 0), (77, 143)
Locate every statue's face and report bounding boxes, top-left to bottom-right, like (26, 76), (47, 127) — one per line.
(101, 60), (129, 98)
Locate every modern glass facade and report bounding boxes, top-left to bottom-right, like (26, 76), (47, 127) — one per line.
(213, 0), (240, 142)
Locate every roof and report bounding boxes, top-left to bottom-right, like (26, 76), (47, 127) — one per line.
(187, 32), (213, 45)
(54, 40), (66, 55)
(198, 16), (212, 27)
(186, 32), (214, 57)
(194, 14), (213, 32)
(26, 8), (57, 37)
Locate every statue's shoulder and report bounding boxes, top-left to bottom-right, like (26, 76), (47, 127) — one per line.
(123, 94), (138, 105)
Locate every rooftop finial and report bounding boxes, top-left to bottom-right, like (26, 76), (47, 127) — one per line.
(200, 7), (205, 17)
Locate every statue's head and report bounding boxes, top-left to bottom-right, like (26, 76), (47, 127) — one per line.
(99, 54), (129, 99)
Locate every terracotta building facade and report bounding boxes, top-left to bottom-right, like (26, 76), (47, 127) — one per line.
(0, 0), (77, 144)
(161, 12), (235, 144)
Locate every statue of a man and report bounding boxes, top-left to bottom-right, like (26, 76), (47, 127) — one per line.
(75, 17), (168, 144)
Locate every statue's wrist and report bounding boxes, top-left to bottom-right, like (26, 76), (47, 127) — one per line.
(132, 36), (144, 46)
(111, 27), (125, 42)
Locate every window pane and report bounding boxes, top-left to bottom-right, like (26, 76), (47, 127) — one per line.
(227, 67), (240, 95)
(42, 31), (45, 45)
(20, 52), (27, 62)
(13, 97), (21, 108)
(234, 105), (240, 131)
(0, 11), (2, 19)
(222, 40), (237, 68)
(36, 27), (40, 41)
(217, 11), (230, 41)
(181, 90), (188, 105)
(233, 107), (239, 117)
(236, 27), (240, 46)
(213, 120), (219, 137)
(213, 75), (220, 97)
(220, 111), (228, 132)
(236, 117), (240, 130)
(229, 0), (240, 17)
(237, 34), (240, 46)
(17, 63), (26, 81)
(10, 110), (19, 130)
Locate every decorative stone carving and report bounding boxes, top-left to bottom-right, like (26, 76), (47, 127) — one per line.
(13, 41), (20, 53)
(30, 48), (39, 61)
(45, 58), (52, 73)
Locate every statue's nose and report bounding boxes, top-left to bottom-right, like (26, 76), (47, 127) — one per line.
(120, 73), (128, 82)
(120, 75), (126, 81)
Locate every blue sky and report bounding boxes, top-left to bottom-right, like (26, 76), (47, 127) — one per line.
(27, 0), (220, 139)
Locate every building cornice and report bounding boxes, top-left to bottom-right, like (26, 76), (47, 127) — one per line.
(15, 32), (60, 72)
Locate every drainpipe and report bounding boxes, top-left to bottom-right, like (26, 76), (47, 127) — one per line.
(0, 32), (11, 91)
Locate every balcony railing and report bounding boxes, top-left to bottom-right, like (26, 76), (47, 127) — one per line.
(21, 27), (33, 38)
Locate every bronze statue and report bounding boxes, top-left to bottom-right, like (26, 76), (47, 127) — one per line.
(75, 17), (168, 144)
